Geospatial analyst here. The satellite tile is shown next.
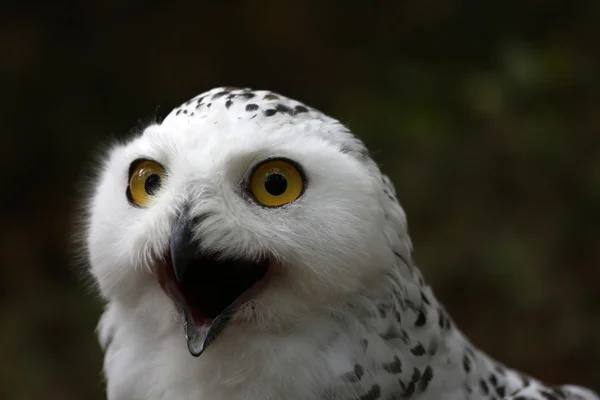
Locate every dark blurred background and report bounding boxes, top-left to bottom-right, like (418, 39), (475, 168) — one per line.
(1, 1), (599, 399)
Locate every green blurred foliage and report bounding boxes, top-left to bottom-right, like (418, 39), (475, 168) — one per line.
(1, 1), (599, 399)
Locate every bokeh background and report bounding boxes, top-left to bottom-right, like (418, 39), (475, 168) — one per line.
(2, 1), (599, 399)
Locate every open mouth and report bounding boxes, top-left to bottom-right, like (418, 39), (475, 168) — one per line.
(156, 213), (272, 357)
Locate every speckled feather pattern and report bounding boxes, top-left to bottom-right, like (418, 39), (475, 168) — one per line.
(87, 87), (599, 400)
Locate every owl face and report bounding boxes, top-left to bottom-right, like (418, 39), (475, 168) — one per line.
(86, 88), (397, 356)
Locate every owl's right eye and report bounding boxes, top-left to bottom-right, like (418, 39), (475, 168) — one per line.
(127, 159), (166, 207)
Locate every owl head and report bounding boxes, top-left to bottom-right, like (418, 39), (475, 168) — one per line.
(84, 87), (411, 356)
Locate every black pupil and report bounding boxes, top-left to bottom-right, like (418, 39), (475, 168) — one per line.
(264, 173), (287, 196)
(144, 174), (162, 195)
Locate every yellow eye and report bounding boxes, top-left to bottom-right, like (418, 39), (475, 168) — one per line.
(128, 160), (166, 207)
(250, 159), (304, 207)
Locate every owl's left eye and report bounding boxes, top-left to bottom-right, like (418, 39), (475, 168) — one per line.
(250, 158), (305, 207)
(127, 160), (166, 207)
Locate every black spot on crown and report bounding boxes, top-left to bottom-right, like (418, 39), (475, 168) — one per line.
(246, 103), (259, 112)
(275, 103), (293, 115)
(225, 99), (233, 109)
(264, 109), (277, 116)
(212, 91), (228, 99)
(294, 105), (308, 114)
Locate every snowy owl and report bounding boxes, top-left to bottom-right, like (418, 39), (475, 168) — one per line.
(83, 87), (598, 400)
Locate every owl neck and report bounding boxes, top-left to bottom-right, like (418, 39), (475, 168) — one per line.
(341, 264), (532, 399)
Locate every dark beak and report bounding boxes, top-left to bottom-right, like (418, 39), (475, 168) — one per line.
(170, 212), (197, 283)
(166, 212), (232, 357)
(161, 211), (271, 357)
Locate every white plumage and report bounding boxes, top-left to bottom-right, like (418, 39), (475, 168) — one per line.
(84, 87), (598, 400)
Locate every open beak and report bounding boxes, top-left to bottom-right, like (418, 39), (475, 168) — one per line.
(156, 212), (272, 357)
